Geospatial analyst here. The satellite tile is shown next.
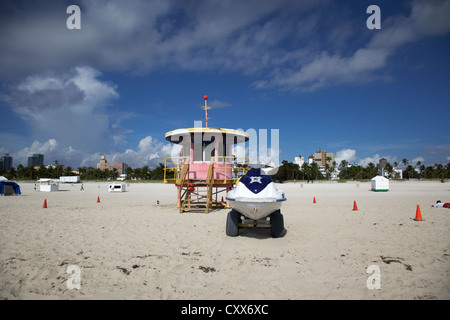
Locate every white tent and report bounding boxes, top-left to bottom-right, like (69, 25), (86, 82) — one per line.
(38, 178), (60, 192)
(371, 176), (389, 191)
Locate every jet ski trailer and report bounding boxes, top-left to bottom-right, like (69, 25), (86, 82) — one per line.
(225, 168), (287, 237)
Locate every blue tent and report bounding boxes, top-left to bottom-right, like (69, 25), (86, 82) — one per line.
(0, 181), (21, 195)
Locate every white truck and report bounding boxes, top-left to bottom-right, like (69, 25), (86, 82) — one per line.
(60, 176), (81, 183)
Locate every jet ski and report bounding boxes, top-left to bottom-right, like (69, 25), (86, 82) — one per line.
(226, 168), (287, 237)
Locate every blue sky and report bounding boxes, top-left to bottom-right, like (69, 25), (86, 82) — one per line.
(1, 0), (449, 169)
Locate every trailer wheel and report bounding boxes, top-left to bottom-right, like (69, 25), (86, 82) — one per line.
(226, 209), (240, 237)
(270, 210), (287, 238)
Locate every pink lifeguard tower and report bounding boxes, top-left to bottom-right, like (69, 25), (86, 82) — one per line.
(164, 95), (249, 213)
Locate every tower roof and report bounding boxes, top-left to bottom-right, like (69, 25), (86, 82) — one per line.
(165, 127), (249, 144)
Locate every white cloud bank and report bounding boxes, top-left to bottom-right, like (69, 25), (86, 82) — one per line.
(2, 66), (119, 152)
(0, 66), (182, 168)
(335, 148), (398, 167)
(10, 136), (181, 169)
(335, 149), (357, 165)
(3, 0), (448, 92)
(334, 148), (450, 168)
(252, 0), (450, 91)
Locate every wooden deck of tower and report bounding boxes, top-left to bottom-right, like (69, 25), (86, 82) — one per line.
(166, 158), (248, 213)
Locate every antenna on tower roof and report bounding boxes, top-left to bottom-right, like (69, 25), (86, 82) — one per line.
(201, 95), (211, 128)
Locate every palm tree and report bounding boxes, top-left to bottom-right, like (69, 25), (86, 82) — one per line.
(406, 165), (415, 180)
(17, 164), (26, 180)
(385, 162), (393, 178)
(112, 168), (118, 179)
(26, 165), (34, 180)
(142, 166), (150, 180)
(78, 167), (87, 179)
(300, 163), (309, 182)
(152, 163), (166, 180)
(134, 168), (142, 180)
(64, 166), (73, 176)
(419, 164), (425, 179)
(7, 167), (17, 180)
(401, 159), (408, 167)
(365, 162), (377, 179)
(126, 167), (133, 180)
(38, 165), (47, 179)
(309, 162), (321, 182)
(53, 160), (61, 178)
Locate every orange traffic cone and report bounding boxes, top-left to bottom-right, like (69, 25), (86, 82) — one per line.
(97, 196), (100, 203)
(352, 201), (358, 211)
(313, 197), (316, 204)
(43, 199), (47, 208)
(414, 205), (423, 221)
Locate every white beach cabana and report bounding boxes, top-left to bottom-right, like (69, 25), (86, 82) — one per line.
(371, 175), (389, 192)
(37, 178), (60, 192)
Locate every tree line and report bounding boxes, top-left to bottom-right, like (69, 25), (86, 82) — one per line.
(271, 159), (450, 183)
(0, 162), (166, 181)
(2, 158), (449, 183)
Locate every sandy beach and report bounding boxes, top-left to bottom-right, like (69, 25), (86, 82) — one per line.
(1, 180), (449, 300)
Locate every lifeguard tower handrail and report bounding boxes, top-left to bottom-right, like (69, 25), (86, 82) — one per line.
(210, 156), (249, 183)
(164, 156), (189, 183)
(163, 156), (249, 184)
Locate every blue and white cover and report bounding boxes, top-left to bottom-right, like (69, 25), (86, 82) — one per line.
(226, 168), (286, 219)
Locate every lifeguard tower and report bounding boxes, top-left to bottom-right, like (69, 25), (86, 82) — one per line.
(164, 95), (249, 213)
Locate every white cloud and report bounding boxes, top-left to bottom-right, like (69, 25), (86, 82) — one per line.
(0, 0), (322, 81)
(17, 76), (65, 93)
(68, 66), (119, 114)
(13, 139), (59, 166)
(253, 0), (450, 91)
(335, 148), (398, 167)
(208, 100), (232, 109)
(0, 0), (448, 92)
(358, 154), (381, 168)
(411, 157), (425, 165)
(27, 139), (58, 154)
(95, 136), (182, 169)
(10, 136), (181, 169)
(335, 149), (357, 165)
(0, 66), (157, 168)
(2, 66), (119, 153)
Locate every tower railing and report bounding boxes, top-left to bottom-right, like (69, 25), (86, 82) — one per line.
(210, 156), (248, 184)
(163, 156), (249, 184)
(164, 156), (189, 184)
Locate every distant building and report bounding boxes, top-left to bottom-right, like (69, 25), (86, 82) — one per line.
(308, 150), (338, 179)
(97, 155), (128, 175)
(28, 154), (44, 167)
(308, 150), (335, 167)
(33, 164), (64, 170)
(294, 156), (305, 168)
(0, 153), (13, 171)
(376, 158), (403, 179)
(377, 158), (388, 176)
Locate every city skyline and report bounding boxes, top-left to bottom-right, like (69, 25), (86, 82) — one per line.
(1, 1), (449, 169)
